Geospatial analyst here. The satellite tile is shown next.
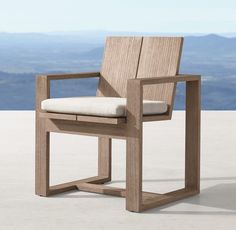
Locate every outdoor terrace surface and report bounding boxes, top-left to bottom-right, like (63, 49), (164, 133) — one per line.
(0, 111), (236, 230)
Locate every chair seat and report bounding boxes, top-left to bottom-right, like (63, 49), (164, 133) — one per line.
(41, 97), (168, 117)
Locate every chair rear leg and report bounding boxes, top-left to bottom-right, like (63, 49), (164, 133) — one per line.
(35, 118), (50, 196)
(98, 137), (112, 182)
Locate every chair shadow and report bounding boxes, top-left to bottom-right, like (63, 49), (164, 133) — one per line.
(145, 182), (236, 215)
(111, 176), (236, 183)
(52, 193), (116, 199)
(51, 177), (236, 215)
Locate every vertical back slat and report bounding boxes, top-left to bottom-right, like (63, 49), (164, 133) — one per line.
(136, 37), (183, 112)
(97, 37), (142, 97)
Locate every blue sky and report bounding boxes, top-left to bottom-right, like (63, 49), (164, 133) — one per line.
(1, 0), (236, 33)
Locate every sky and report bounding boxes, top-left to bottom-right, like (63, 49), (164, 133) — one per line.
(0, 0), (236, 33)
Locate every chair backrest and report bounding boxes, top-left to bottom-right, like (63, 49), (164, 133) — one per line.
(97, 36), (183, 113)
(137, 37), (183, 112)
(97, 37), (142, 97)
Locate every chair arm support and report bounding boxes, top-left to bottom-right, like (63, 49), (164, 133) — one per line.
(37, 71), (100, 81)
(128, 74), (200, 86)
(126, 74), (201, 123)
(35, 72), (100, 112)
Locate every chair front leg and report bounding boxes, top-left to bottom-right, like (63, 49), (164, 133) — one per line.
(35, 118), (50, 196)
(35, 76), (50, 196)
(126, 126), (143, 212)
(126, 80), (143, 212)
(185, 80), (201, 192)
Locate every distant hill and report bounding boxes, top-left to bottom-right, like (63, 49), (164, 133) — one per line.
(0, 32), (236, 109)
(0, 71), (98, 110)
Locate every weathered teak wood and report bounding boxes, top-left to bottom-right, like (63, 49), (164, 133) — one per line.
(35, 72), (102, 196)
(97, 37), (142, 97)
(141, 189), (198, 211)
(40, 111), (170, 124)
(98, 137), (112, 181)
(124, 75), (200, 212)
(185, 80), (201, 192)
(126, 79), (143, 212)
(76, 115), (125, 125)
(35, 76), (50, 196)
(39, 112), (77, 121)
(49, 176), (110, 195)
(40, 112), (126, 124)
(44, 71), (100, 80)
(45, 119), (127, 139)
(137, 37), (183, 117)
(35, 37), (201, 213)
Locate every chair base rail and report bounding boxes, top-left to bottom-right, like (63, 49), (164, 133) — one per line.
(46, 176), (110, 196)
(39, 177), (199, 212)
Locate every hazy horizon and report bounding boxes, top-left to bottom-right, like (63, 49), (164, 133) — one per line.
(1, 1), (236, 110)
(0, 32), (236, 110)
(1, 30), (236, 37)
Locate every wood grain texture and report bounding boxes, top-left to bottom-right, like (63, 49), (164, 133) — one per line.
(45, 119), (126, 139)
(49, 176), (111, 195)
(40, 112), (126, 124)
(136, 75), (200, 85)
(137, 37), (183, 116)
(35, 76), (50, 196)
(141, 189), (199, 211)
(78, 183), (126, 197)
(97, 37), (142, 97)
(126, 80), (143, 212)
(76, 115), (125, 124)
(124, 74), (201, 212)
(185, 80), (201, 192)
(98, 137), (112, 181)
(35, 37), (201, 212)
(142, 114), (170, 122)
(41, 112), (172, 124)
(39, 112), (77, 121)
(43, 72), (100, 80)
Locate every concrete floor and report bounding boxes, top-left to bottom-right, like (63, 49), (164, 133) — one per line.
(0, 111), (236, 230)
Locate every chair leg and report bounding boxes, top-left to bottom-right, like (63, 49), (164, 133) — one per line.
(185, 80), (201, 192)
(98, 137), (112, 182)
(35, 118), (50, 196)
(126, 79), (143, 212)
(126, 129), (143, 212)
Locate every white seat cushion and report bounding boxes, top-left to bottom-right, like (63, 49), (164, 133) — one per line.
(41, 97), (168, 117)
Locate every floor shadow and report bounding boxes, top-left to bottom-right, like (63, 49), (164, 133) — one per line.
(189, 183), (236, 211)
(111, 176), (236, 183)
(51, 177), (236, 215)
(145, 183), (236, 215)
(51, 193), (119, 199)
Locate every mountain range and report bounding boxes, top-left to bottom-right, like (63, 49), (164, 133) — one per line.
(0, 32), (235, 109)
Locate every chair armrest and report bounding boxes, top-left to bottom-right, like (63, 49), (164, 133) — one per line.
(128, 74), (200, 85)
(35, 72), (100, 112)
(126, 74), (201, 123)
(38, 71), (100, 81)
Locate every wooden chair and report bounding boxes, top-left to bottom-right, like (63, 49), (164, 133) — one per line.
(35, 37), (201, 212)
